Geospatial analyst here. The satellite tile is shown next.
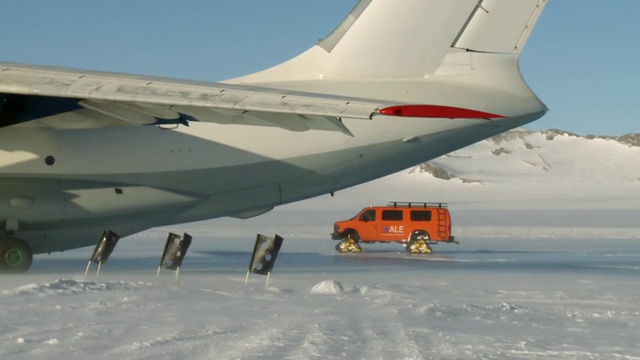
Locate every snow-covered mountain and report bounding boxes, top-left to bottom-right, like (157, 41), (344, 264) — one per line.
(284, 129), (640, 228)
(418, 128), (640, 207)
(287, 128), (640, 213)
(419, 129), (640, 185)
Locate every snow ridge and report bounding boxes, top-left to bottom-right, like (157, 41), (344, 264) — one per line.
(4, 278), (152, 296)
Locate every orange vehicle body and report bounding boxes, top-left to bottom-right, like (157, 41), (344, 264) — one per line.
(331, 202), (454, 244)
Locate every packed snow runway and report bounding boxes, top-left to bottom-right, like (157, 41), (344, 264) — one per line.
(2, 219), (639, 359)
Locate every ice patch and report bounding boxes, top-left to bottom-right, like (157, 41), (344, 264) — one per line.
(309, 280), (345, 294)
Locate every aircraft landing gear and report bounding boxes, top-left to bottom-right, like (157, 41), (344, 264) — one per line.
(0, 238), (33, 273)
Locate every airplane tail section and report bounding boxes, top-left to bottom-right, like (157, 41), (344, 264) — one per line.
(452, 0), (548, 54)
(228, 0), (548, 83)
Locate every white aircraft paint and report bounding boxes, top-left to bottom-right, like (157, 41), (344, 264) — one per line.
(0, 0), (548, 271)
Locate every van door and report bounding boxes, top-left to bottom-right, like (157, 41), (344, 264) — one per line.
(379, 209), (406, 241)
(355, 209), (377, 241)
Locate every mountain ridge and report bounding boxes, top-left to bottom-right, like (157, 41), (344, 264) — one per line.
(285, 128), (640, 213)
(417, 128), (640, 183)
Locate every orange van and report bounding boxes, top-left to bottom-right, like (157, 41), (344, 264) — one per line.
(331, 202), (455, 253)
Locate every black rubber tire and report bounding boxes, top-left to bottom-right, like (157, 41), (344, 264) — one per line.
(0, 238), (33, 273)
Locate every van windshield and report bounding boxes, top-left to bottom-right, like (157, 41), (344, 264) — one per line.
(349, 208), (367, 220)
(359, 210), (376, 221)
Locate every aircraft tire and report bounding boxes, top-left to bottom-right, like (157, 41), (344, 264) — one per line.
(0, 238), (33, 273)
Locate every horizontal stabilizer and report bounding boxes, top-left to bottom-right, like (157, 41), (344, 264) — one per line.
(452, 0), (548, 53)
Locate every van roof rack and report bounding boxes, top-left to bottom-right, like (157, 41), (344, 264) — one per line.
(387, 201), (447, 209)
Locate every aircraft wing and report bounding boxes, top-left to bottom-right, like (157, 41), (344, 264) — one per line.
(0, 63), (387, 135)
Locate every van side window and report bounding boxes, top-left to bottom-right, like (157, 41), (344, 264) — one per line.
(410, 210), (432, 221)
(359, 210), (376, 221)
(381, 210), (403, 221)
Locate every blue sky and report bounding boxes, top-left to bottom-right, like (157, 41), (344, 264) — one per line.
(0, 1), (637, 136)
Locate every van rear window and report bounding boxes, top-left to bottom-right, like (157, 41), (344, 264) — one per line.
(410, 210), (432, 221)
(381, 210), (403, 221)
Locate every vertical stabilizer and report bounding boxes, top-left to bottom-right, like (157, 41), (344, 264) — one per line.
(228, 0), (549, 123)
(229, 0), (480, 82)
(315, 0), (478, 78)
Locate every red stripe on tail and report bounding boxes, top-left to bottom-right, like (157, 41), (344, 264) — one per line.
(379, 105), (505, 119)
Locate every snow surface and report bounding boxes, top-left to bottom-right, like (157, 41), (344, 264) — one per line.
(2, 130), (640, 359)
